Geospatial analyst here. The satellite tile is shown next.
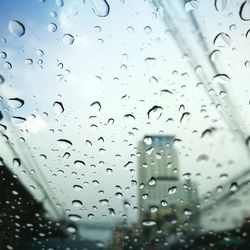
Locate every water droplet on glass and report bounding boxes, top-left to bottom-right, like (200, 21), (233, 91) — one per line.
(144, 57), (156, 66)
(56, 0), (64, 7)
(246, 29), (250, 39)
(239, 1), (250, 21)
(73, 185), (83, 191)
(213, 74), (230, 84)
(147, 105), (163, 120)
(210, 49), (221, 62)
(57, 139), (72, 149)
(48, 23), (57, 32)
(230, 182), (238, 191)
(91, 0), (110, 17)
(53, 101), (64, 113)
(40, 154), (47, 160)
(0, 75), (5, 84)
(180, 112), (191, 123)
(72, 200), (83, 207)
(214, 0), (227, 11)
(4, 62), (12, 69)
(68, 214), (81, 222)
(168, 186), (177, 194)
(63, 34), (75, 45)
(213, 32), (231, 47)
(8, 20), (25, 37)
(143, 26), (152, 34)
(0, 51), (7, 59)
(25, 58), (33, 65)
(90, 101), (101, 111)
(148, 177), (156, 186)
(144, 136), (152, 145)
(123, 113), (135, 123)
(8, 98), (24, 109)
(66, 225), (77, 233)
(196, 154), (209, 163)
(11, 116), (26, 124)
(13, 158), (21, 167)
(142, 220), (156, 227)
(74, 160), (85, 168)
(184, 208), (192, 216)
(50, 11), (57, 17)
(184, 0), (199, 12)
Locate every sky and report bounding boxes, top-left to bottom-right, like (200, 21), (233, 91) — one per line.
(1, 0), (250, 234)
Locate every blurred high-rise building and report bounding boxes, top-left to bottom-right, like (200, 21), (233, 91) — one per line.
(137, 135), (200, 244)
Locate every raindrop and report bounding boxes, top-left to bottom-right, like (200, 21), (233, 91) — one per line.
(168, 186), (177, 194)
(66, 225), (77, 233)
(37, 49), (44, 57)
(144, 26), (152, 34)
(56, 0), (64, 7)
(230, 182), (238, 191)
(74, 160), (85, 168)
(150, 206), (158, 213)
(91, 0), (110, 17)
(68, 214), (81, 221)
(213, 32), (231, 47)
(72, 200), (83, 207)
(184, 0), (199, 12)
(214, 0), (227, 11)
(148, 177), (156, 186)
(239, 1), (250, 21)
(0, 75), (5, 84)
(40, 154), (47, 160)
(210, 51), (219, 63)
(13, 158), (21, 167)
(142, 220), (156, 227)
(90, 101), (101, 111)
(0, 51), (7, 59)
(63, 152), (70, 159)
(99, 199), (109, 205)
(245, 60), (250, 68)
(4, 62), (12, 69)
(220, 173), (229, 180)
(57, 139), (72, 149)
(180, 112), (191, 123)
(88, 213), (94, 219)
(94, 25), (102, 32)
(25, 58), (33, 65)
(50, 11), (57, 17)
(63, 34), (75, 45)
(183, 172), (191, 180)
(8, 98), (24, 109)
(8, 20), (25, 37)
(73, 185), (83, 191)
(184, 208), (192, 216)
(213, 74), (230, 84)
(11, 116), (26, 124)
(48, 23), (57, 32)
(246, 29), (250, 39)
(147, 105), (163, 120)
(53, 101), (64, 113)
(115, 192), (123, 198)
(196, 154), (209, 163)
(123, 113), (135, 123)
(144, 136), (152, 145)
(144, 57), (156, 66)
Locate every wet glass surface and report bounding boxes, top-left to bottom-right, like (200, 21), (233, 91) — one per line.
(1, 0), (250, 249)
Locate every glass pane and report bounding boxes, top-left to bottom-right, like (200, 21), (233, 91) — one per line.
(1, 0), (250, 249)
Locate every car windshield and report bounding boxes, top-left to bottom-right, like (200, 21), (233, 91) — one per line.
(1, 0), (250, 249)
